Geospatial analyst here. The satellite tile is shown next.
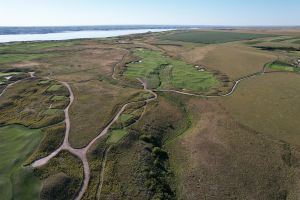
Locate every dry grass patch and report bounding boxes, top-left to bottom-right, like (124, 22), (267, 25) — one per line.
(167, 98), (300, 200)
(221, 73), (300, 148)
(68, 80), (139, 148)
(201, 44), (276, 79)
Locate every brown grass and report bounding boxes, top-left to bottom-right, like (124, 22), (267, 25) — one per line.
(68, 80), (139, 148)
(167, 96), (300, 200)
(221, 72), (300, 148)
(201, 44), (276, 79)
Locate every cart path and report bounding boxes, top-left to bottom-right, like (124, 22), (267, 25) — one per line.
(31, 76), (157, 200)
(0, 72), (35, 97)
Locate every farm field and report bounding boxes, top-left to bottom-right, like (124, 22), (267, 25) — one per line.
(160, 30), (274, 44)
(1, 28), (300, 200)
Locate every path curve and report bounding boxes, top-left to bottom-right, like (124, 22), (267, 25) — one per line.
(155, 71), (263, 98)
(0, 72), (35, 97)
(31, 76), (157, 200)
(96, 78), (157, 199)
(29, 55), (296, 200)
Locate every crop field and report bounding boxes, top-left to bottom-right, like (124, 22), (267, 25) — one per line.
(0, 125), (42, 200)
(124, 49), (220, 94)
(160, 30), (273, 44)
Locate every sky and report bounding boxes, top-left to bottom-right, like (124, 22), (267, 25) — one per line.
(0, 0), (299, 26)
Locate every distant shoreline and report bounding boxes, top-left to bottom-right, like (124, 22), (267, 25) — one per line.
(0, 28), (173, 43)
(1, 25), (299, 35)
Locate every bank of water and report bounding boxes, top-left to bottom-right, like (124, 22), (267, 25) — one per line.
(0, 29), (172, 43)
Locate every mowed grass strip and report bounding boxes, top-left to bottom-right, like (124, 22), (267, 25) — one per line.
(106, 129), (128, 144)
(124, 49), (219, 93)
(160, 31), (273, 44)
(266, 61), (300, 72)
(0, 125), (42, 200)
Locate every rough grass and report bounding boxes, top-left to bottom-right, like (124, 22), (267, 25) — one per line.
(0, 41), (77, 53)
(0, 53), (56, 65)
(167, 96), (300, 200)
(83, 137), (108, 200)
(160, 31), (273, 44)
(201, 44), (276, 79)
(124, 49), (220, 94)
(100, 96), (187, 199)
(0, 125), (42, 200)
(34, 151), (83, 200)
(0, 79), (68, 128)
(27, 123), (65, 164)
(222, 73), (300, 147)
(293, 40), (300, 44)
(68, 80), (139, 148)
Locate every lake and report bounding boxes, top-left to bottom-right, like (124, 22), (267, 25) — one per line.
(0, 29), (172, 43)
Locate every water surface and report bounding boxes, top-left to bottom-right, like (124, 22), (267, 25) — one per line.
(0, 29), (171, 43)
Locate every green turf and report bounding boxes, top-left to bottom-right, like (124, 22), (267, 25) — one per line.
(266, 61), (299, 72)
(124, 49), (220, 93)
(43, 109), (64, 115)
(293, 40), (300, 44)
(106, 129), (128, 144)
(118, 113), (133, 123)
(160, 31), (273, 44)
(0, 72), (21, 77)
(0, 53), (56, 65)
(51, 95), (66, 101)
(0, 125), (43, 200)
(47, 84), (62, 92)
(0, 41), (76, 53)
(38, 80), (50, 85)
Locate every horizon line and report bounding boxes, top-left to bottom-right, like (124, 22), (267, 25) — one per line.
(1, 24), (300, 28)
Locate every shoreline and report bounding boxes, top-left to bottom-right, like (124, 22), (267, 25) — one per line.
(0, 29), (174, 43)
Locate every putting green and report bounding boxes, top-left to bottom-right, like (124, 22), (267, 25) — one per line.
(0, 125), (43, 200)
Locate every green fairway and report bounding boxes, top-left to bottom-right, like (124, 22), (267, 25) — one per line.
(0, 125), (43, 200)
(0, 72), (21, 77)
(160, 31), (273, 44)
(106, 129), (128, 144)
(293, 40), (300, 44)
(0, 72), (22, 83)
(51, 95), (67, 101)
(118, 113), (133, 123)
(266, 61), (299, 72)
(47, 84), (62, 92)
(124, 49), (219, 93)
